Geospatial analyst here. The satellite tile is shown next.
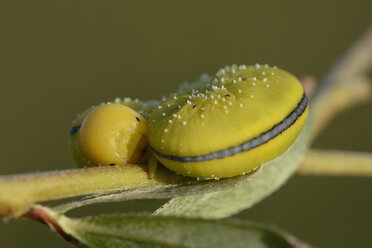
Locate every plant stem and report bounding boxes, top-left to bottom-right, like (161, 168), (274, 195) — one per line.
(0, 164), (184, 218)
(310, 26), (372, 140)
(310, 76), (370, 140)
(297, 149), (372, 177)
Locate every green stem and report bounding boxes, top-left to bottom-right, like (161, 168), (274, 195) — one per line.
(297, 149), (372, 177)
(310, 26), (372, 140)
(310, 76), (370, 140)
(0, 164), (184, 218)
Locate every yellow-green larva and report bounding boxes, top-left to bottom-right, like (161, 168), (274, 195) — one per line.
(148, 64), (308, 178)
(69, 64), (308, 180)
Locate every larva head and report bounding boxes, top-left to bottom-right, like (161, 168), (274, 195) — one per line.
(148, 64), (308, 178)
(70, 103), (148, 167)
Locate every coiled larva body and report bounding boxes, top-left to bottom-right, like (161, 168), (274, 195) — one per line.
(148, 65), (308, 178)
(69, 64), (308, 179)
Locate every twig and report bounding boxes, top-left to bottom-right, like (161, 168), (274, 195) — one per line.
(0, 165), (184, 218)
(297, 149), (372, 177)
(310, 26), (372, 140)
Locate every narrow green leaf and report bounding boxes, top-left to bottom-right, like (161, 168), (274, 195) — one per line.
(154, 116), (312, 218)
(54, 213), (309, 248)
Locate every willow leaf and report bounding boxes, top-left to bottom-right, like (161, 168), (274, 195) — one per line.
(46, 210), (310, 248)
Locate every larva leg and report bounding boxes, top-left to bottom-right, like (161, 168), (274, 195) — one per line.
(147, 153), (158, 179)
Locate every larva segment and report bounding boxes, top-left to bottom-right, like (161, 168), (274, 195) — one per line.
(148, 65), (308, 178)
(70, 99), (154, 167)
(79, 104), (148, 166)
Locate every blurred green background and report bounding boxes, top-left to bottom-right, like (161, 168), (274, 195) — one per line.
(0, 1), (371, 247)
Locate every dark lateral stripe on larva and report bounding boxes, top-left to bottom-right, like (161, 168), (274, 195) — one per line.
(70, 125), (81, 136)
(151, 93), (308, 163)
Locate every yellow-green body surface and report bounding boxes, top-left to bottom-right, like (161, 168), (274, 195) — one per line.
(70, 64), (308, 179)
(69, 99), (155, 167)
(148, 65), (308, 178)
